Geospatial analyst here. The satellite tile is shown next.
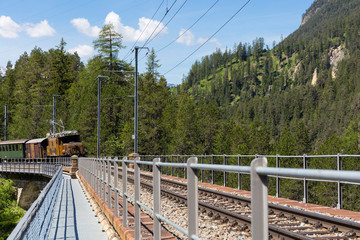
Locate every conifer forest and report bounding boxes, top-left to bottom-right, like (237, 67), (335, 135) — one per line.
(1, 0), (360, 209)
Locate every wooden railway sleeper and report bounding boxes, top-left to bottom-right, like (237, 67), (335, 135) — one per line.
(221, 217), (229, 223)
(346, 230), (356, 237)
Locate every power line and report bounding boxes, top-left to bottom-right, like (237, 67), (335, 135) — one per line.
(157, 0), (220, 53)
(136, 0), (192, 64)
(122, 0), (166, 61)
(127, 0), (179, 63)
(141, 0), (178, 48)
(143, 0), (189, 47)
(164, 0), (252, 75)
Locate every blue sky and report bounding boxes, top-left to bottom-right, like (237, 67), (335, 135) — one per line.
(0, 0), (314, 84)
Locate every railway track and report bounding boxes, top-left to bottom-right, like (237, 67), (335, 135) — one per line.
(117, 168), (360, 239)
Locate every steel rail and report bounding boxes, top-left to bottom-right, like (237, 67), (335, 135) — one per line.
(120, 168), (360, 239)
(128, 174), (312, 240)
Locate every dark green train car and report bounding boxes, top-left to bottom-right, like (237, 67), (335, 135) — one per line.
(0, 139), (28, 159)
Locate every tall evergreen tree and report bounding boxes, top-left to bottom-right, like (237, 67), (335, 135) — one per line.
(93, 24), (125, 70)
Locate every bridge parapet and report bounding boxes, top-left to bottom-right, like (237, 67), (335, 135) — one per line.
(0, 161), (60, 178)
(78, 155), (360, 240)
(4, 162), (63, 240)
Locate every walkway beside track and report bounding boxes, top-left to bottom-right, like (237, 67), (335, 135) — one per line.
(48, 175), (108, 240)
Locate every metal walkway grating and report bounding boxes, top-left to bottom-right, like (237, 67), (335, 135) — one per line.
(48, 175), (108, 240)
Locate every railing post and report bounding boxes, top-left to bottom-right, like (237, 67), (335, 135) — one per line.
(185, 156), (187, 179)
(153, 158), (161, 239)
(224, 155), (227, 187)
(201, 156), (204, 183)
(187, 157), (198, 240)
(177, 155), (180, 178)
(122, 157), (128, 227)
(99, 158), (102, 196)
(211, 155), (214, 184)
(107, 159), (111, 208)
(238, 155), (242, 190)
(337, 153), (343, 209)
(171, 156), (174, 176)
(92, 158), (95, 188)
(165, 156), (168, 175)
(88, 158), (91, 187)
(134, 157), (141, 240)
(251, 157), (268, 240)
(303, 154), (308, 203)
(102, 159), (106, 201)
(96, 158), (99, 194)
(276, 154), (280, 197)
(114, 157), (119, 216)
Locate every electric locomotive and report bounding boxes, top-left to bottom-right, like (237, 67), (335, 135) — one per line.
(0, 131), (86, 159)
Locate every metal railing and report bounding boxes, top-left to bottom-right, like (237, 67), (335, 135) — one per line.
(1, 158), (70, 240)
(79, 156), (360, 240)
(5, 163), (63, 240)
(0, 161), (60, 177)
(251, 157), (360, 239)
(139, 154), (360, 209)
(0, 157), (71, 168)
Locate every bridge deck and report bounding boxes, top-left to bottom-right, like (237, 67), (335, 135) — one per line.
(48, 175), (108, 240)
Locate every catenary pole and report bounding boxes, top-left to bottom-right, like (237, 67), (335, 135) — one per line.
(97, 76), (101, 158)
(134, 47), (138, 153)
(134, 46), (148, 154)
(97, 76), (109, 158)
(52, 95), (61, 137)
(4, 104), (7, 141)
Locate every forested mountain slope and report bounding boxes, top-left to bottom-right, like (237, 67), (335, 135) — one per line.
(178, 0), (360, 155)
(1, 0), (360, 209)
(0, 0), (360, 158)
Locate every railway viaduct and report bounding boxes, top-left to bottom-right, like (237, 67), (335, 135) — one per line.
(2, 154), (360, 240)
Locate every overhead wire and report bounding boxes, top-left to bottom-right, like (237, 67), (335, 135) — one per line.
(127, 0), (179, 63)
(142, 0), (189, 47)
(163, 0), (252, 75)
(136, 0), (192, 64)
(140, 0), (179, 49)
(122, 0), (166, 61)
(156, 0), (220, 53)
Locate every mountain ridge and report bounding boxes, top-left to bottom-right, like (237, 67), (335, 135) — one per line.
(176, 0), (360, 151)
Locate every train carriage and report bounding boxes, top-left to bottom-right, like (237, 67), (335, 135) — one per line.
(25, 138), (48, 158)
(0, 139), (28, 159)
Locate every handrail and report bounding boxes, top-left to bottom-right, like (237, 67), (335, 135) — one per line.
(0, 157), (72, 167)
(136, 154), (360, 208)
(256, 167), (360, 183)
(78, 156), (360, 240)
(6, 163), (63, 240)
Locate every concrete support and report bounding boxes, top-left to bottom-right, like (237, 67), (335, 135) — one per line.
(70, 155), (78, 179)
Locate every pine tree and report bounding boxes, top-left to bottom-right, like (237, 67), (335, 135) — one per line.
(93, 24), (125, 70)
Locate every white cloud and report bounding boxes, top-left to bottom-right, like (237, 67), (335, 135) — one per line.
(24, 20), (56, 37)
(68, 45), (94, 58)
(0, 16), (21, 38)
(175, 29), (221, 47)
(197, 37), (221, 47)
(176, 29), (196, 46)
(0, 16), (55, 38)
(104, 11), (168, 42)
(71, 18), (100, 37)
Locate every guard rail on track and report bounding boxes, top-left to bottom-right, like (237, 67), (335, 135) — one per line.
(78, 156), (360, 240)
